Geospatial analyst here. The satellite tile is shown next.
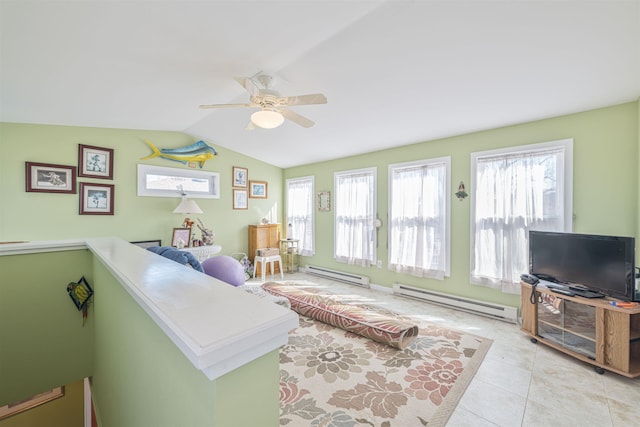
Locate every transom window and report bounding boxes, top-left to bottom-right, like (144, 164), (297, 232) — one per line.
(137, 164), (220, 198)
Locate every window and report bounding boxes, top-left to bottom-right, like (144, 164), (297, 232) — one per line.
(286, 176), (314, 256)
(470, 139), (573, 293)
(137, 164), (220, 198)
(388, 157), (450, 279)
(334, 168), (377, 267)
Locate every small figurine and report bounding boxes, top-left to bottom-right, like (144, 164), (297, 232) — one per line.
(182, 217), (195, 229)
(197, 218), (215, 245)
(455, 181), (468, 201)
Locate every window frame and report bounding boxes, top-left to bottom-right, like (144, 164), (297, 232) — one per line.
(388, 156), (451, 278)
(469, 138), (573, 289)
(285, 175), (315, 256)
(137, 164), (220, 199)
(333, 167), (377, 266)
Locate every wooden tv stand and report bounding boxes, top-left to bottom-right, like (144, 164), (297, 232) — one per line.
(521, 282), (640, 378)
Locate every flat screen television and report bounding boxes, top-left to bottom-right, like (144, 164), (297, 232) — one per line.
(529, 231), (637, 302)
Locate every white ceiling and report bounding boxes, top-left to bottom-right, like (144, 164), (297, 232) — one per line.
(1, 1), (639, 168)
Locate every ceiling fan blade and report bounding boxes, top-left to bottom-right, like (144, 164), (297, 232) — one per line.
(234, 76), (261, 98)
(280, 108), (315, 128)
(199, 103), (259, 109)
(280, 93), (327, 106)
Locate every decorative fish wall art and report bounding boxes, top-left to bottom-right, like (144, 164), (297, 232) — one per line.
(141, 139), (218, 168)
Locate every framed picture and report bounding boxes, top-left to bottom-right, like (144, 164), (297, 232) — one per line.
(232, 166), (248, 188)
(233, 189), (248, 210)
(78, 144), (114, 179)
(25, 162), (77, 194)
(66, 276), (93, 311)
(0, 387), (64, 420)
(172, 228), (191, 247)
(79, 182), (115, 215)
(131, 240), (162, 249)
(249, 181), (268, 199)
(318, 191), (331, 211)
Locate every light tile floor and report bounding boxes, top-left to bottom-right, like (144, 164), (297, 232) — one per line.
(248, 272), (640, 427)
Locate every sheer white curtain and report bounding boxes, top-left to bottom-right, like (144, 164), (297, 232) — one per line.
(389, 159), (449, 279)
(471, 141), (572, 293)
(286, 177), (314, 256)
(334, 168), (376, 267)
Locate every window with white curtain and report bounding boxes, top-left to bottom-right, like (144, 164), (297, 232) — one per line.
(334, 168), (377, 267)
(285, 176), (314, 256)
(470, 139), (573, 293)
(388, 157), (450, 279)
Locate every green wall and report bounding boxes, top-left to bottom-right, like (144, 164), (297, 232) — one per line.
(285, 101), (640, 307)
(1, 101), (638, 309)
(0, 379), (85, 427)
(0, 123), (283, 255)
(91, 257), (280, 427)
(0, 250), (93, 406)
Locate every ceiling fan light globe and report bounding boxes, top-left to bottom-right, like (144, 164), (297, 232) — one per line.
(251, 110), (285, 129)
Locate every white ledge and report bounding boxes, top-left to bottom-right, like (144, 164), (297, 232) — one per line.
(0, 239), (87, 255)
(1, 237), (298, 380)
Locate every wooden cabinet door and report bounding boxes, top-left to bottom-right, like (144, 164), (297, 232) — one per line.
(248, 224), (281, 276)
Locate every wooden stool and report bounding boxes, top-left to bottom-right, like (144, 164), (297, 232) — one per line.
(253, 255), (284, 282)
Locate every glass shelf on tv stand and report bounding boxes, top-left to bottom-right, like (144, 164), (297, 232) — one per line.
(537, 294), (597, 359)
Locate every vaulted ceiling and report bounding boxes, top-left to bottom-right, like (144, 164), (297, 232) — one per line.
(1, 1), (639, 168)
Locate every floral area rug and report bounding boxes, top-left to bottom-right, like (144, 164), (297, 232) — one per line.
(279, 308), (492, 427)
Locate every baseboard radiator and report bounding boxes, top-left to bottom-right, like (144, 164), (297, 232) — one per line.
(392, 283), (518, 323)
(304, 265), (370, 288)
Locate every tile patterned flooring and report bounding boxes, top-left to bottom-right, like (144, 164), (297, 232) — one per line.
(248, 272), (640, 427)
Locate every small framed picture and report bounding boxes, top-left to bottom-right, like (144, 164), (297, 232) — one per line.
(79, 182), (115, 215)
(78, 144), (114, 179)
(172, 228), (191, 247)
(131, 240), (162, 249)
(249, 181), (268, 199)
(0, 387), (65, 420)
(233, 189), (248, 210)
(66, 276), (94, 311)
(232, 166), (248, 188)
(25, 162), (77, 193)
(318, 191), (331, 211)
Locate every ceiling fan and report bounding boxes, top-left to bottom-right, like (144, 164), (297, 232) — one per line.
(199, 74), (327, 129)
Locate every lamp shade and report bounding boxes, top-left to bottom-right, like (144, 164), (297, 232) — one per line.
(173, 198), (203, 214)
(251, 110), (285, 129)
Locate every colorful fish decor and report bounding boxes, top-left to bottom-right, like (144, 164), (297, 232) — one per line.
(141, 139), (218, 168)
(66, 276), (94, 326)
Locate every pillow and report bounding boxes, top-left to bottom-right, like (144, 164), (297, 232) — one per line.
(146, 246), (204, 272)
